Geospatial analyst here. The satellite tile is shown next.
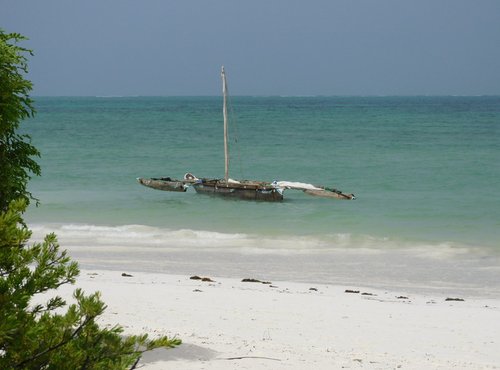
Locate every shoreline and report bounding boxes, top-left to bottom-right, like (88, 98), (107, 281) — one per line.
(48, 268), (500, 369)
(28, 223), (500, 300)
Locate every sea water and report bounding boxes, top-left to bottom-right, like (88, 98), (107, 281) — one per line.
(23, 96), (500, 296)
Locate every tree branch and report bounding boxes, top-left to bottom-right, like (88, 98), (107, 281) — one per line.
(14, 315), (95, 368)
(129, 355), (142, 370)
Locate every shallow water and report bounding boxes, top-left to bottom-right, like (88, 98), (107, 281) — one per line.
(23, 96), (500, 295)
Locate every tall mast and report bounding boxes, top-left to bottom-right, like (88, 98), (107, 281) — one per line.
(222, 66), (229, 182)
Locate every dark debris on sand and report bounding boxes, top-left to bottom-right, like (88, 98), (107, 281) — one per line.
(242, 278), (272, 285)
(190, 275), (215, 282)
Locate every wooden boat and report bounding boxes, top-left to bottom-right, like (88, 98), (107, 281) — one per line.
(188, 176), (284, 202)
(138, 67), (355, 201)
(137, 177), (188, 192)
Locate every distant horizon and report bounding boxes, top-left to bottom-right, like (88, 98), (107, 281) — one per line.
(31, 94), (500, 98)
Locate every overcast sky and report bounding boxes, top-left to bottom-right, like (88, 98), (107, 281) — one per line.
(2, 0), (500, 96)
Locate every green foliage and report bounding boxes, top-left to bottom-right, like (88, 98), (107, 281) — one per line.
(0, 30), (180, 369)
(0, 200), (181, 369)
(0, 29), (41, 212)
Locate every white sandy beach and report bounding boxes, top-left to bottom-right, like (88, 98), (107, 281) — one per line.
(49, 269), (500, 369)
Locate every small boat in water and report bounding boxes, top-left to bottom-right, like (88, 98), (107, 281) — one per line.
(137, 177), (188, 192)
(138, 67), (355, 202)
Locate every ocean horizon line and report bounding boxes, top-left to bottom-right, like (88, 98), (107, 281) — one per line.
(31, 94), (500, 99)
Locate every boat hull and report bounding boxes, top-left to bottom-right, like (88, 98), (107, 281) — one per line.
(303, 189), (355, 200)
(193, 181), (283, 201)
(137, 178), (187, 192)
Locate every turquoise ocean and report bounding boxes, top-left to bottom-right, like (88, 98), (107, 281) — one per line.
(24, 96), (500, 297)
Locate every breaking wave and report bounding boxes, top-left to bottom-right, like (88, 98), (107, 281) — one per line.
(27, 223), (500, 298)
(28, 222), (481, 258)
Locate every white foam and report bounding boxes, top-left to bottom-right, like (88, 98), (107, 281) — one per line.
(27, 223), (500, 297)
(28, 222), (478, 257)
